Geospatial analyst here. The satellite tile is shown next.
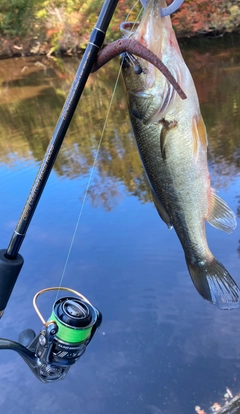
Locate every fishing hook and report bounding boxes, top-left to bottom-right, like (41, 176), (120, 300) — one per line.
(140, 0), (185, 16)
(91, 38), (187, 100)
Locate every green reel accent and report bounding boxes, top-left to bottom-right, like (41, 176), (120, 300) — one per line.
(49, 312), (92, 343)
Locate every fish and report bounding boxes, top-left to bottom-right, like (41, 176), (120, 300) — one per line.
(120, 0), (240, 309)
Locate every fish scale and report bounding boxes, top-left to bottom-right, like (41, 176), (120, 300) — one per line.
(121, 0), (239, 309)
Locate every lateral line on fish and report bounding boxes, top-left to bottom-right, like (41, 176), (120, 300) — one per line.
(91, 38), (187, 100)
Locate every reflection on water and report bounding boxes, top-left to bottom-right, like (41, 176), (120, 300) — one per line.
(0, 37), (239, 413)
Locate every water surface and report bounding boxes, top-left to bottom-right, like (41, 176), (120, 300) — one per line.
(0, 37), (240, 414)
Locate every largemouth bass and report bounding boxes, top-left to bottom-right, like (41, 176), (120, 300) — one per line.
(120, 0), (239, 309)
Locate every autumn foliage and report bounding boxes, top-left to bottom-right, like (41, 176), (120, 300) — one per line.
(0, 0), (239, 57)
(171, 0), (240, 36)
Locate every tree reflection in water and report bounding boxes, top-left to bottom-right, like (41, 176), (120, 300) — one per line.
(0, 40), (239, 213)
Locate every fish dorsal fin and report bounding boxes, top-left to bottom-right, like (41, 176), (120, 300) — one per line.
(207, 189), (237, 234)
(151, 188), (172, 229)
(192, 114), (208, 159)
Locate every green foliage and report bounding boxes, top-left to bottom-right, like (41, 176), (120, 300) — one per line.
(0, 0), (36, 37)
(0, 0), (239, 51)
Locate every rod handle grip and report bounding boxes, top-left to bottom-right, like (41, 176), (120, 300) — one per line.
(0, 249), (24, 313)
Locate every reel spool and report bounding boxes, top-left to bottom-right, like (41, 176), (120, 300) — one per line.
(0, 287), (102, 383)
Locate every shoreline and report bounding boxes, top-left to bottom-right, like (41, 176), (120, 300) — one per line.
(0, 30), (239, 61)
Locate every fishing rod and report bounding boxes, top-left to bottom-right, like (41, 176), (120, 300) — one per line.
(0, 0), (185, 317)
(0, 0), (118, 383)
(0, 0), (185, 383)
(0, 0), (119, 315)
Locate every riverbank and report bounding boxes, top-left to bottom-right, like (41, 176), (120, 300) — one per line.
(1, 31), (239, 62)
(0, 0), (239, 59)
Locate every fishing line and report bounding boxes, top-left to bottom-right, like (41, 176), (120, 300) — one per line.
(126, 0), (143, 21)
(56, 1), (142, 299)
(56, 67), (123, 300)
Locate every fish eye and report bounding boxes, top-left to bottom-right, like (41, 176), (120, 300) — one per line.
(134, 64), (143, 75)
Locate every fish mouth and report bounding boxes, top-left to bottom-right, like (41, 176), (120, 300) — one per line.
(119, 7), (186, 100)
(120, 0), (173, 57)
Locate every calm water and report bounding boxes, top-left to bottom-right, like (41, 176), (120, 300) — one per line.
(0, 37), (240, 414)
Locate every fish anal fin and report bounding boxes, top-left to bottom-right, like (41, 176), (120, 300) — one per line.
(207, 189), (237, 234)
(151, 188), (172, 229)
(192, 114), (208, 159)
(160, 119), (177, 160)
(187, 255), (240, 309)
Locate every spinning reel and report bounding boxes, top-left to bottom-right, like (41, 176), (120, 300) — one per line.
(0, 287), (102, 383)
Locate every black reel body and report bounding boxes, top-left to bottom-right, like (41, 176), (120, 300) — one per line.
(0, 288), (102, 383)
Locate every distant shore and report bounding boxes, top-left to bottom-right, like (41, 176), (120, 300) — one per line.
(0, 0), (239, 60)
(0, 30), (239, 61)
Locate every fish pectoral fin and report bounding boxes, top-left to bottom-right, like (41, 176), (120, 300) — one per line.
(151, 188), (172, 229)
(160, 119), (177, 160)
(207, 189), (237, 233)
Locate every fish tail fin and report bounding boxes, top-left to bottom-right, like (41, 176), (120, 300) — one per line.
(186, 256), (240, 309)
